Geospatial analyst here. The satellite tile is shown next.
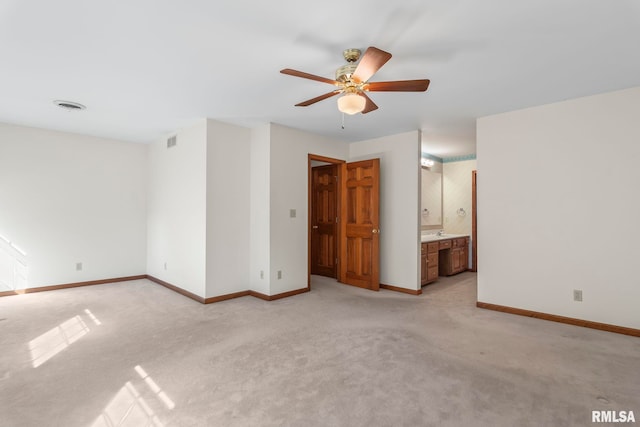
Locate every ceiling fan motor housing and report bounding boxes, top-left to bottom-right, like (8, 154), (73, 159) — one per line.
(342, 48), (361, 62)
(336, 63), (358, 82)
(336, 48), (362, 82)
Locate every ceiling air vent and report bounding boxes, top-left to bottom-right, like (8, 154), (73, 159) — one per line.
(53, 100), (86, 110)
(167, 135), (177, 148)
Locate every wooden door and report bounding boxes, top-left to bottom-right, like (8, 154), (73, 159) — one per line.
(339, 159), (380, 291)
(311, 164), (338, 278)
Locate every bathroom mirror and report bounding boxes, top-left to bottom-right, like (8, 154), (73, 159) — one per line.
(421, 168), (442, 230)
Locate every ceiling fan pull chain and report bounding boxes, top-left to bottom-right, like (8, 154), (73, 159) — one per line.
(341, 112), (345, 129)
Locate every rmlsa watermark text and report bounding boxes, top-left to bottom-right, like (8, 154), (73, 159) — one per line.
(592, 410), (636, 423)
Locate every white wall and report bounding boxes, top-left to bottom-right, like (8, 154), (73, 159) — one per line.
(147, 120), (207, 297)
(0, 118), (430, 300)
(349, 131), (422, 291)
(0, 122), (147, 290)
(205, 119), (251, 298)
(249, 124), (271, 295)
(443, 159), (476, 235)
(268, 124), (348, 295)
(421, 168), (443, 227)
(477, 86), (640, 329)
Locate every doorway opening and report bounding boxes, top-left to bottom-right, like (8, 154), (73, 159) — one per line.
(307, 154), (381, 291)
(308, 154), (345, 289)
(310, 163), (339, 278)
(471, 170), (477, 272)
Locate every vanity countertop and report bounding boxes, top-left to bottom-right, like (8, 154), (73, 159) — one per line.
(421, 233), (468, 243)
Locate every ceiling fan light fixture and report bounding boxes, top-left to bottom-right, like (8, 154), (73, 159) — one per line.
(337, 92), (366, 115)
(281, 46), (428, 115)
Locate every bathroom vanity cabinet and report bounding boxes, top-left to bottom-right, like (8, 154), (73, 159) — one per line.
(421, 242), (440, 285)
(421, 236), (469, 286)
(439, 237), (470, 276)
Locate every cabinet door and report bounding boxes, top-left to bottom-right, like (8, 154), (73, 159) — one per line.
(427, 266), (439, 282)
(459, 247), (468, 272)
(421, 244), (428, 285)
(451, 248), (461, 273)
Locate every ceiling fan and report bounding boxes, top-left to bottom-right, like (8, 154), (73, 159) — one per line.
(280, 46), (430, 115)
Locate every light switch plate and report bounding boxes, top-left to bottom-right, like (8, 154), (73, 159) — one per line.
(290, 209), (296, 218)
(573, 289), (583, 302)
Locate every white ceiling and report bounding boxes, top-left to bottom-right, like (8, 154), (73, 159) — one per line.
(1, 0), (640, 157)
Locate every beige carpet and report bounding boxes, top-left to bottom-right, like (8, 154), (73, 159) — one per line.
(0, 273), (638, 426)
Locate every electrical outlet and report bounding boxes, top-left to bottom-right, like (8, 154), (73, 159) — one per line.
(573, 289), (583, 302)
(260, 270), (264, 279)
(164, 262), (167, 270)
(76, 262), (82, 271)
(277, 270), (282, 279)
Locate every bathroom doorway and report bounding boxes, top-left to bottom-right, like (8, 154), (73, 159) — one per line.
(471, 170), (477, 272)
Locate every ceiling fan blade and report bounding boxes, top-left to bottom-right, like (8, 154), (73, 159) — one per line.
(366, 79), (430, 92)
(360, 92), (379, 114)
(280, 68), (339, 86)
(295, 90), (341, 107)
(352, 47), (392, 83)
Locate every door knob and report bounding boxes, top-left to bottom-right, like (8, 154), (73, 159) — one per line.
(372, 229), (380, 234)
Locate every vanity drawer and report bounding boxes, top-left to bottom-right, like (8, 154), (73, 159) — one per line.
(427, 266), (438, 281)
(427, 253), (438, 266)
(439, 240), (452, 249)
(427, 242), (439, 253)
(453, 238), (467, 248)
